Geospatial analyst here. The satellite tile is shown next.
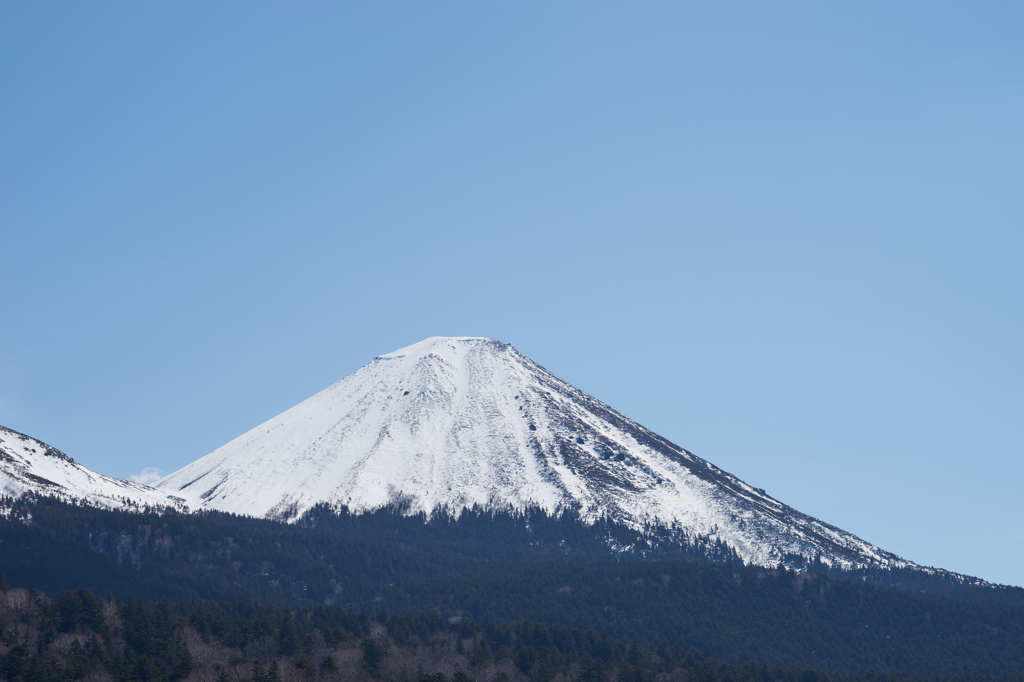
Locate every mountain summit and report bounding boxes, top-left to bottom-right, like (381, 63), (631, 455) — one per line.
(158, 337), (908, 571)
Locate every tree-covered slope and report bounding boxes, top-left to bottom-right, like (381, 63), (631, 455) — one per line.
(1, 497), (1023, 678)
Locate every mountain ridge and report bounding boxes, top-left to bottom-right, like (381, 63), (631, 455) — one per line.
(155, 336), (924, 574)
(0, 424), (186, 512)
(0, 337), (994, 586)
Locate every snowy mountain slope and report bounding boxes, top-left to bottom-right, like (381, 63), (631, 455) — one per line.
(0, 425), (187, 511)
(157, 337), (914, 571)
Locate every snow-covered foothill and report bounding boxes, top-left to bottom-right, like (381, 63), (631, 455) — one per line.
(0, 425), (187, 512)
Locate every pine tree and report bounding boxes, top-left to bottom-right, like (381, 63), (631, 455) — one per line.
(362, 637), (385, 671)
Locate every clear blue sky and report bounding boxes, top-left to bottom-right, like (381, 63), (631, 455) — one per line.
(2, 2), (1021, 586)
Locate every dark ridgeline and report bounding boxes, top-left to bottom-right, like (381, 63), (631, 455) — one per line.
(1, 495), (1023, 680)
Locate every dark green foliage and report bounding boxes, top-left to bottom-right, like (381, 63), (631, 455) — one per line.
(54, 589), (105, 633)
(1, 496), (1024, 679)
(0, 585), (862, 681)
(515, 644), (537, 672)
(0, 592), (192, 681)
(361, 636), (385, 671)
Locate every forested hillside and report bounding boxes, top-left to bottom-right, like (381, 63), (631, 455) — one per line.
(0, 582), (877, 681)
(1, 496), (1023, 679)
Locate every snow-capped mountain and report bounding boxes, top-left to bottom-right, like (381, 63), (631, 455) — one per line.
(157, 336), (911, 571)
(0, 425), (187, 511)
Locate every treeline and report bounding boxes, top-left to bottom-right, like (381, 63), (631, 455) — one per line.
(1, 497), (1023, 678)
(0, 582), (870, 681)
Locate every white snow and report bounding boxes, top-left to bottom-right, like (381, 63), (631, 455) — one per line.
(156, 336), (912, 571)
(0, 426), (187, 512)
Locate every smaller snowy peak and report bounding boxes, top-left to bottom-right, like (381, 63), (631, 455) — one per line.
(0, 425), (187, 512)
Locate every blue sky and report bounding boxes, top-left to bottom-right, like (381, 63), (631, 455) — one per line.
(2, 2), (1021, 585)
